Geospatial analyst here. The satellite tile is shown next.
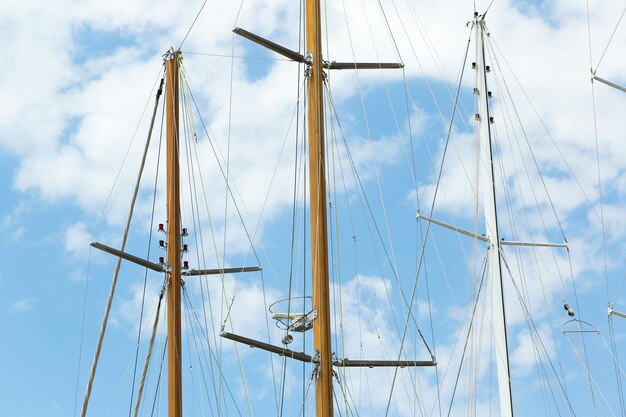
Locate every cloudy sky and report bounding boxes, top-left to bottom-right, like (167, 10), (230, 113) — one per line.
(2, 0), (626, 416)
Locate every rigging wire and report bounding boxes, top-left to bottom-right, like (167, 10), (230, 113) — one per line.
(182, 286), (247, 417)
(396, 0), (476, 136)
(324, 84), (433, 353)
(485, 30), (576, 327)
(585, 29), (605, 415)
(608, 316), (626, 417)
(127, 76), (166, 417)
(586, 3), (626, 414)
(484, 26), (609, 417)
(316, 22), (478, 404)
(182, 290), (203, 417)
(338, 0), (404, 300)
(149, 340), (167, 417)
(182, 286), (220, 417)
(280, 4), (306, 414)
(324, 84), (437, 411)
(488, 32), (626, 279)
(103, 347), (154, 417)
(384, 29), (474, 417)
(325, 63), (425, 412)
(180, 63), (228, 414)
(79, 67), (165, 417)
(585, 5), (612, 304)
(222, 27), (243, 416)
(324, 3), (352, 414)
(593, 7), (626, 74)
(500, 251), (578, 417)
(483, 39), (606, 415)
(351, 15), (450, 408)
(481, 42), (589, 415)
(73, 65), (165, 417)
(323, 82), (375, 416)
(180, 81), (224, 414)
(132, 285), (166, 417)
(564, 332), (618, 417)
(180, 65), (231, 415)
(179, 65), (257, 417)
(486, 47), (574, 417)
(179, 57), (326, 416)
(445, 257), (488, 417)
(178, 0), (209, 50)
(484, 30), (568, 243)
(396, 13), (482, 319)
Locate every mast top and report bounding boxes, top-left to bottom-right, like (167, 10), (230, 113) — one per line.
(163, 48), (182, 63)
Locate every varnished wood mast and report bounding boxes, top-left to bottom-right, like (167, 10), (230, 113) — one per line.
(155, 3), (406, 415)
(165, 51), (183, 417)
(305, 1), (334, 416)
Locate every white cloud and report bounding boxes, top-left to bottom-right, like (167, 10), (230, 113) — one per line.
(3, 1), (626, 416)
(9, 297), (35, 312)
(510, 324), (556, 377)
(64, 222), (91, 258)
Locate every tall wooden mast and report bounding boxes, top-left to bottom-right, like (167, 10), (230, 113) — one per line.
(165, 49), (183, 417)
(227, 6), (410, 416)
(305, 1), (334, 416)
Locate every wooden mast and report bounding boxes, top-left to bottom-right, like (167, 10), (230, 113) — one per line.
(305, 1), (333, 416)
(165, 50), (183, 417)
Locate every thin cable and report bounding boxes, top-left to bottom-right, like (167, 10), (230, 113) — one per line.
(383, 31), (473, 417)
(584, 0), (611, 304)
(149, 340), (167, 417)
(594, 7), (626, 73)
(446, 259), (488, 417)
(132, 286), (166, 417)
(500, 251), (578, 416)
(127, 76), (166, 417)
(179, 0), (209, 50)
(489, 33), (626, 276)
(280, 13), (306, 417)
(608, 316), (626, 417)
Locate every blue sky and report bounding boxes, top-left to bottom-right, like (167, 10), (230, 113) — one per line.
(2, 1), (626, 417)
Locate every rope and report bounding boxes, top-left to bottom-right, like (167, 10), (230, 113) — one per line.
(80, 72), (164, 417)
(74, 67), (164, 417)
(132, 286), (166, 417)
(128, 78), (166, 417)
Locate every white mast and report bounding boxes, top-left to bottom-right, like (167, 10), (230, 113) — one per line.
(474, 13), (514, 417)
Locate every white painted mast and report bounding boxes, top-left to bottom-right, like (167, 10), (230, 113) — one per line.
(474, 13), (514, 417)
